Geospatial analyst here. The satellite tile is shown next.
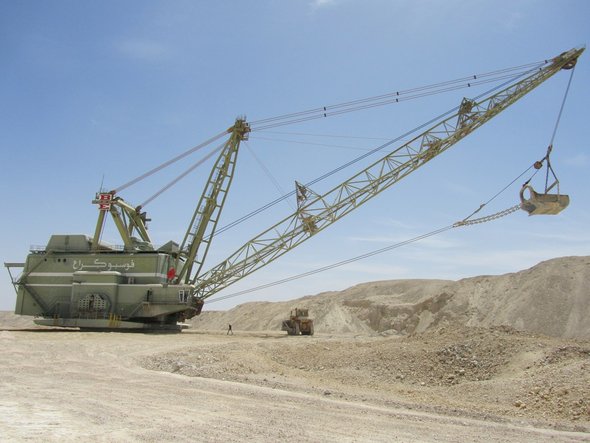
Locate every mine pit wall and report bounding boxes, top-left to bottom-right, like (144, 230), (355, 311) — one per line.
(190, 257), (590, 340)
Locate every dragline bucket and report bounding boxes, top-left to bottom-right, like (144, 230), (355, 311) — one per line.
(520, 185), (570, 216)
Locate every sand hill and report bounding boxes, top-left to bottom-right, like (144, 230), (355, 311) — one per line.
(190, 255), (590, 339)
(1, 255), (589, 439)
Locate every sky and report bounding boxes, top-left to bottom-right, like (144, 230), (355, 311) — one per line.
(1, 0), (589, 312)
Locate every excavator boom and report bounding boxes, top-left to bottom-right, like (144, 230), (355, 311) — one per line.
(193, 47), (584, 301)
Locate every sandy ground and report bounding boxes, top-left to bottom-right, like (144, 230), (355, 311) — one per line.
(1, 323), (589, 442)
(1, 256), (588, 441)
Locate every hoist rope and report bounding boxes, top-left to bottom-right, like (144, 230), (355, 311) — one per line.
(549, 65), (576, 147)
(543, 65), (577, 193)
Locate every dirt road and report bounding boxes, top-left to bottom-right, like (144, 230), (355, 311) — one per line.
(1, 329), (588, 442)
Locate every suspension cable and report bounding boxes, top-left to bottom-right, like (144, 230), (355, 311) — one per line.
(139, 66), (536, 212)
(244, 142), (296, 212)
(113, 62), (546, 204)
(256, 130), (395, 141)
(249, 135), (384, 152)
(140, 143), (225, 207)
(113, 130), (227, 193)
(215, 104), (464, 236)
(250, 61), (546, 125)
(213, 65), (540, 237)
(249, 61), (547, 131)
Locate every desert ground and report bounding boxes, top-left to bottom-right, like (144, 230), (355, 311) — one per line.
(1, 256), (589, 442)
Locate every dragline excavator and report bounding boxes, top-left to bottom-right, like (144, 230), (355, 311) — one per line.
(5, 47), (584, 330)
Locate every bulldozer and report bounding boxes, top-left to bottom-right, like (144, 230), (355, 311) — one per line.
(281, 308), (314, 336)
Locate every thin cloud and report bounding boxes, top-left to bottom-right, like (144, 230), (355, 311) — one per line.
(526, 230), (590, 243)
(444, 181), (479, 198)
(347, 232), (458, 249)
(500, 11), (524, 31)
(371, 217), (415, 230)
(310, 0), (339, 11)
(405, 244), (589, 280)
(337, 262), (409, 277)
(563, 153), (589, 167)
(117, 39), (170, 62)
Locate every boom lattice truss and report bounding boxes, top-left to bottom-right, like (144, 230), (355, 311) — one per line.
(192, 47), (583, 300)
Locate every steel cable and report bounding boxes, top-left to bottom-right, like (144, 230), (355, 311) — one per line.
(114, 130), (227, 193)
(249, 61), (546, 128)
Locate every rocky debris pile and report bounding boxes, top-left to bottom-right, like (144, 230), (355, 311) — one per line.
(141, 324), (590, 429)
(140, 341), (283, 382)
(512, 345), (590, 422)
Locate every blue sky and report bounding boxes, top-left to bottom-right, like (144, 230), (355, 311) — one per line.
(1, 0), (589, 311)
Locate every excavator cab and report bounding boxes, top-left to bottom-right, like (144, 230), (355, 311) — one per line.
(520, 184), (569, 216)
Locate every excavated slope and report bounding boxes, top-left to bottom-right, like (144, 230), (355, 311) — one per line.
(190, 256), (590, 339)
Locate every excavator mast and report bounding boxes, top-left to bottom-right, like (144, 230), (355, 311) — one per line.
(174, 119), (250, 284)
